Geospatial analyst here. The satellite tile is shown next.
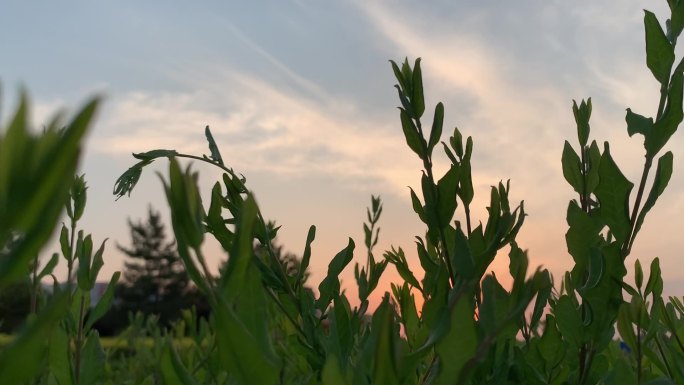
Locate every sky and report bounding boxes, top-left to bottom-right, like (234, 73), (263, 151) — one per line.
(1, 1), (683, 305)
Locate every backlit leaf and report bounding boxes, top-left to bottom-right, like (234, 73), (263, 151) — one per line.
(645, 10), (675, 84)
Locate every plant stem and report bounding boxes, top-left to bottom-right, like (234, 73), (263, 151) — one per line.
(623, 156), (653, 258)
(415, 119), (456, 287)
(654, 336), (675, 379)
(74, 293), (86, 385)
(67, 219), (77, 297)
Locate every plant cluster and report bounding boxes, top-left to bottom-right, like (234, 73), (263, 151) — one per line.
(2, 1), (684, 384)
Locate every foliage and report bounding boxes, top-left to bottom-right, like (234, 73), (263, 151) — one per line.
(2, 1), (684, 384)
(109, 207), (201, 331)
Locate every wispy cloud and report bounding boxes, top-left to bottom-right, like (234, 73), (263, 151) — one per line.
(94, 66), (418, 196)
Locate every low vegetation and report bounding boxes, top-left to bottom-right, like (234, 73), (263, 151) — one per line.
(2, 1), (684, 384)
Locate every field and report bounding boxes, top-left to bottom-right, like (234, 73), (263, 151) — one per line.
(2, 1), (684, 384)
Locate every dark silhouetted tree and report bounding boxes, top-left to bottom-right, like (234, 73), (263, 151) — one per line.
(108, 207), (197, 330)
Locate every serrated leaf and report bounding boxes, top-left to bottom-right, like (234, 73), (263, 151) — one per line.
(113, 159), (152, 200)
(645, 10), (675, 85)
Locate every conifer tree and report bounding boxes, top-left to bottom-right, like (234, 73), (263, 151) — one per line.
(115, 206), (190, 325)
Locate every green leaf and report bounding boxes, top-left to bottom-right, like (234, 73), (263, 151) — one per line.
(411, 58), (425, 119)
(87, 238), (107, 289)
(644, 257), (663, 298)
(562, 141), (583, 194)
(399, 109), (425, 159)
(77, 234), (93, 291)
(635, 259), (644, 290)
(572, 98), (592, 147)
(645, 10), (675, 85)
(586, 140), (601, 194)
(60, 224), (71, 262)
(296, 225), (316, 292)
(214, 303), (280, 385)
(530, 271), (552, 329)
(389, 59), (409, 97)
(384, 247), (422, 291)
(132, 149), (178, 161)
(85, 271), (121, 331)
(409, 187), (426, 223)
(565, 201), (602, 272)
(649, 63), (684, 155)
(458, 159), (474, 206)
(671, 1), (684, 42)
(428, 102), (444, 152)
(160, 339), (198, 385)
(322, 356), (348, 385)
(371, 297), (400, 385)
(537, 315), (565, 369)
(204, 125), (224, 165)
(436, 165), (460, 229)
(617, 304), (637, 354)
(451, 227), (475, 280)
(553, 295), (583, 349)
(634, 151), (673, 238)
(79, 331), (106, 385)
(626, 108), (654, 138)
(508, 241), (528, 283)
(434, 296), (477, 385)
(318, 238), (355, 311)
(162, 159), (205, 249)
(0, 97), (98, 289)
(581, 248), (604, 291)
(48, 325), (74, 385)
(594, 142), (633, 244)
(113, 159), (152, 200)
(0, 292), (69, 384)
(37, 253), (59, 280)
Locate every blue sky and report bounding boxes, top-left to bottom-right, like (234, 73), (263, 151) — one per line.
(2, 1), (683, 302)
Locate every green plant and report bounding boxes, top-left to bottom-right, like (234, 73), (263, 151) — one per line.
(2, 1), (684, 384)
